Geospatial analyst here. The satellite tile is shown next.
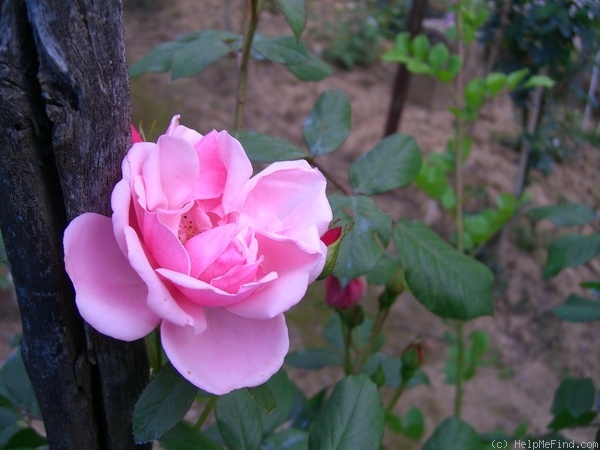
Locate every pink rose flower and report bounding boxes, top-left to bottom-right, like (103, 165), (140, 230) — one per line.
(64, 115), (332, 394)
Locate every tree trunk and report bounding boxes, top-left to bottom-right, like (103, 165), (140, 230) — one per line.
(0, 0), (150, 448)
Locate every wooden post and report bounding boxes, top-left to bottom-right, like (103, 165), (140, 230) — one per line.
(0, 0), (150, 448)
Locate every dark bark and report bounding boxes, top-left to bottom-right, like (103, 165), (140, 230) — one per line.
(383, 0), (428, 137)
(0, 0), (150, 448)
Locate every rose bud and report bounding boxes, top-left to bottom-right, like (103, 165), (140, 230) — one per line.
(324, 275), (367, 310)
(401, 341), (424, 379)
(131, 124), (143, 143)
(317, 226), (346, 281)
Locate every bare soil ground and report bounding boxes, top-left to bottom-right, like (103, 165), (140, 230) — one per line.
(1, 0), (599, 447)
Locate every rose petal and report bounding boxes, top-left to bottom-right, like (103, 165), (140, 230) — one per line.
(142, 211), (190, 275)
(185, 223), (238, 278)
(166, 115), (204, 143)
(111, 179), (133, 255)
(124, 227), (197, 328)
(239, 160), (332, 238)
(142, 135), (199, 211)
(161, 308), (288, 394)
(64, 213), (160, 341)
(226, 233), (323, 319)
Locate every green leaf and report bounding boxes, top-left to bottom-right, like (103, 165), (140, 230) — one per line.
(132, 362), (198, 443)
(422, 417), (480, 450)
(277, 0), (307, 40)
(329, 195), (392, 285)
(308, 375), (384, 450)
(485, 73), (507, 96)
(365, 253), (402, 285)
(385, 412), (403, 434)
(303, 90), (351, 157)
(464, 78), (486, 110)
(237, 130), (307, 162)
(349, 134), (422, 195)
(393, 220), (494, 320)
(171, 30), (232, 79)
(4, 427), (47, 449)
(581, 281), (600, 290)
(292, 389), (326, 431)
(402, 407), (425, 440)
(552, 295), (600, 322)
(261, 370), (300, 436)
(506, 68), (529, 90)
(247, 383), (277, 416)
(549, 378), (596, 430)
(216, 388), (263, 450)
(253, 35), (309, 64)
(406, 59), (430, 74)
(159, 421), (222, 450)
(129, 42), (186, 77)
(1, 349), (38, 413)
(427, 43), (450, 72)
(362, 353), (400, 388)
(285, 348), (344, 369)
(543, 233), (600, 279)
(411, 34), (430, 61)
(529, 203), (596, 227)
(260, 428), (309, 450)
(523, 75), (555, 89)
(285, 52), (333, 81)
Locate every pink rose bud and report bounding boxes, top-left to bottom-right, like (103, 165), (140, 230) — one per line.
(324, 275), (367, 310)
(321, 226), (342, 246)
(401, 341), (424, 378)
(131, 124), (143, 143)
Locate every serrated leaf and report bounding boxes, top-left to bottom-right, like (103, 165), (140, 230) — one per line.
(329, 195), (392, 285)
(552, 295), (600, 322)
(428, 42), (450, 71)
(171, 30), (232, 79)
(159, 421), (222, 450)
(394, 221), (494, 320)
(132, 362), (198, 443)
(365, 253), (402, 285)
(362, 353), (401, 388)
(529, 203), (596, 227)
(286, 52), (333, 81)
(303, 90), (351, 157)
(4, 427), (47, 449)
(350, 134), (421, 195)
(253, 35), (309, 64)
(422, 417), (480, 450)
(308, 375), (384, 450)
(129, 42), (186, 77)
(277, 0), (307, 40)
(237, 130), (306, 162)
(261, 370), (300, 435)
(216, 388), (262, 450)
(285, 348), (344, 369)
(247, 383), (277, 416)
(543, 233), (600, 279)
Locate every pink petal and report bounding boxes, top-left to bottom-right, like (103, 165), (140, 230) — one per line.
(217, 131), (253, 210)
(226, 233), (323, 319)
(161, 308), (288, 394)
(63, 213), (160, 341)
(142, 211), (190, 275)
(124, 227), (197, 328)
(165, 115), (204, 143)
(111, 179), (133, 255)
(239, 160), (332, 237)
(185, 223), (238, 278)
(142, 135), (199, 211)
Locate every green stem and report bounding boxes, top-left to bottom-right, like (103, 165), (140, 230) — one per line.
(385, 377), (408, 417)
(155, 329), (162, 372)
(193, 396), (217, 431)
(234, 0), (260, 133)
(343, 320), (353, 375)
(354, 307), (390, 373)
(453, 0), (466, 419)
(306, 156), (351, 195)
(453, 321), (465, 417)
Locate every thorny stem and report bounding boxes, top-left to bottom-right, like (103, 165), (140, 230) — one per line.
(193, 396), (217, 431)
(234, 0), (261, 133)
(453, 0), (466, 419)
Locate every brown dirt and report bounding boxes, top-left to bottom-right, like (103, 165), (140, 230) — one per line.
(1, 0), (599, 447)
